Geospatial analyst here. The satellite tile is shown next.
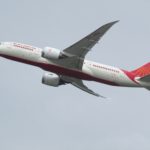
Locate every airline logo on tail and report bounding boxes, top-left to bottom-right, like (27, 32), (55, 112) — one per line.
(131, 63), (150, 78)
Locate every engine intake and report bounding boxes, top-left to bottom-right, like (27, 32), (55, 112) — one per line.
(42, 72), (64, 87)
(41, 47), (67, 60)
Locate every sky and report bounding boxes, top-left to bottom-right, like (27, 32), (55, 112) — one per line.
(0, 0), (150, 150)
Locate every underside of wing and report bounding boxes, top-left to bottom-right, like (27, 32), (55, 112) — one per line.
(61, 76), (106, 98)
(63, 21), (119, 58)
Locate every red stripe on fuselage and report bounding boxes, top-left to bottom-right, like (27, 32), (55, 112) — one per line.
(0, 54), (119, 86)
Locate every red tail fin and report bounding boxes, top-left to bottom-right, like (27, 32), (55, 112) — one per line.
(131, 63), (150, 77)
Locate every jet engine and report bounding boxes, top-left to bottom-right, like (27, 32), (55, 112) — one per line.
(42, 72), (64, 87)
(41, 47), (66, 60)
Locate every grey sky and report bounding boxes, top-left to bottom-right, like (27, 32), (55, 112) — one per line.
(0, 0), (150, 150)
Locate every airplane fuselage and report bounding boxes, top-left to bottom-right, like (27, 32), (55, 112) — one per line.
(0, 42), (140, 88)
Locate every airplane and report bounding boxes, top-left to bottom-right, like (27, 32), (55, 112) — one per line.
(0, 21), (150, 98)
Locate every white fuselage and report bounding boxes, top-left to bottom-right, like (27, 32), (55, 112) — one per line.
(0, 42), (141, 87)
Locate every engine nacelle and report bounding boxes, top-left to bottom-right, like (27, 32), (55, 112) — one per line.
(42, 72), (64, 87)
(41, 47), (65, 60)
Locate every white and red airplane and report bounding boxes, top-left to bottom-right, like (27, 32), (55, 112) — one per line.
(0, 21), (150, 97)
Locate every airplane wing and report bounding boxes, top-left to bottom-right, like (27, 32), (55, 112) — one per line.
(52, 21), (118, 70)
(63, 21), (119, 58)
(61, 76), (106, 98)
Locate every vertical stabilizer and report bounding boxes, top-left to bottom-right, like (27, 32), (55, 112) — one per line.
(131, 63), (150, 77)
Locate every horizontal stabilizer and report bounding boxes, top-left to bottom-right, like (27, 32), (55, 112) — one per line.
(138, 74), (150, 82)
(146, 87), (150, 90)
(136, 74), (150, 91)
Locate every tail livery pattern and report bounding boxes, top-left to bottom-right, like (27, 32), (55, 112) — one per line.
(131, 63), (150, 78)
